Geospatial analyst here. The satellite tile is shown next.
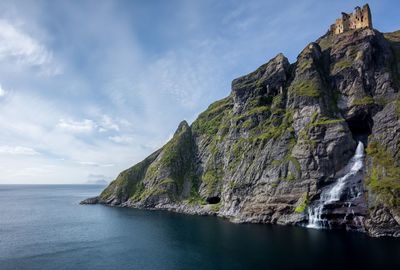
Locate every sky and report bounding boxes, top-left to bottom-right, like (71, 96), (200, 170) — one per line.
(0, 0), (398, 184)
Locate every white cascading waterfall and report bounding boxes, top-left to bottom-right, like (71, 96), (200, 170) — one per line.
(307, 141), (365, 229)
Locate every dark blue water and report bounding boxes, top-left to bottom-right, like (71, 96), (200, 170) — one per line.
(0, 185), (399, 270)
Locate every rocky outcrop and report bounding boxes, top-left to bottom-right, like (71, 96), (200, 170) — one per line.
(84, 28), (400, 237)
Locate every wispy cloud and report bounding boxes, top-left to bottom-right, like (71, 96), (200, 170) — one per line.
(56, 118), (96, 133)
(0, 145), (39, 155)
(98, 115), (120, 132)
(78, 161), (114, 167)
(0, 19), (60, 75)
(109, 135), (134, 144)
(0, 0), (397, 184)
(57, 115), (122, 134)
(0, 84), (7, 97)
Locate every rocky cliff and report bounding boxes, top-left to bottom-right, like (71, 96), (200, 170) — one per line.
(82, 28), (400, 237)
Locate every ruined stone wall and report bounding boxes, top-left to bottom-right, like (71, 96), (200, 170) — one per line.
(331, 4), (372, 35)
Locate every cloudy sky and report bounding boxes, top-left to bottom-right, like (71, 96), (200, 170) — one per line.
(0, 0), (398, 184)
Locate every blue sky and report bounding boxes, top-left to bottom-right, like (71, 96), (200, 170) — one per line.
(0, 0), (398, 184)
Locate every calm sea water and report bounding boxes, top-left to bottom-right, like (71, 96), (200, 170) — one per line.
(0, 185), (399, 270)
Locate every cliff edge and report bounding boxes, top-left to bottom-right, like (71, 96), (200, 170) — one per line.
(82, 28), (400, 237)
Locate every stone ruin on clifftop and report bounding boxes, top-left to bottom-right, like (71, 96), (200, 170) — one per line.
(330, 4), (372, 34)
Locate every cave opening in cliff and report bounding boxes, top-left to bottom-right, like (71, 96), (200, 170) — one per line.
(346, 113), (373, 144)
(206, 196), (221, 204)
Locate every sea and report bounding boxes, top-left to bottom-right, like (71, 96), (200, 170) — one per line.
(0, 185), (399, 270)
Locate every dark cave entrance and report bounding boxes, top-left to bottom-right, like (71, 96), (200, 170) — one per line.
(206, 196), (221, 204)
(346, 113), (373, 145)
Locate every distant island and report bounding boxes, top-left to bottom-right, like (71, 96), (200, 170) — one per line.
(85, 179), (109, 185)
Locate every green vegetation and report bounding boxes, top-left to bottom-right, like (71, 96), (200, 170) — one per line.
(145, 163), (159, 179)
(129, 181), (145, 201)
(286, 172), (295, 181)
(332, 47), (363, 74)
(129, 180), (171, 202)
(270, 182), (279, 188)
(270, 136), (301, 181)
(99, 180), (117, 199)
(158, 178), (175, 186)
(312, 117), (345, 126)
(375, 97), (389, 107)
(297, 59), (313, 73)
(287, 156), (301, 175)
(302, 139), (318, 148)
(318, 35), (334, 51)
(294, 193), (310, 213)
(203, 168), (223, 196)
(273, 155), (301, 181)
(192, 97), (233, 136)
(185, 177), (205, 205)
(160, 125), (192, 167)
(255, 80), (264, 91)
(299, 112), (344, 142)
(332, 59), (352, 72)
(229, 138), (247, 170)
(229, 181), (241, 190)
(296, 111), (343, 161)
(210, 202), (221, 212)
(351, 96), (374, 106)
(156, 123), (196, 195)
(187, 191), (206, 205)
(234, 105), (270, 123)
(199, 120), (229, 196)
(245, 105), (270, 116)
(138, 186), (165, 201)
(256, 110), (294, 141)
(289, 79), (320, 97)
(271, 94), (283, 111)
(100, 149), (161, 200)
(366, 141), (400, 207)
(111, 121), (198, 203)
(242, 118), (253, 129)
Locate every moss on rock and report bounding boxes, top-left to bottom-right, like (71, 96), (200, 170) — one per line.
(289, 79), (320, 97)
(366, 141), (400, 207)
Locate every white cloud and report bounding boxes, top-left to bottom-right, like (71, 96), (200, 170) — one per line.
(56, 115), (124, 134)
(0, 84), (6, 97)
(56, 118), (96, 133)
(0, 145), (39, 155)
(78, 161), (114, 167)
(78, 161), (98, 166)
(0, 19), (58, 72)
(100, 115), (120, 132)
(109, 135), (133, 144)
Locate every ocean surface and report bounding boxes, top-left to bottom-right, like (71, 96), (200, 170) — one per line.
(0, 185), (399, 270)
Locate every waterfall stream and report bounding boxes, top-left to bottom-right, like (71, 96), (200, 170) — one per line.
(307, 141), (365, 229)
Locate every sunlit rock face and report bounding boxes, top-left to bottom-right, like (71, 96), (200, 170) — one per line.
(82, 28), (400, 238)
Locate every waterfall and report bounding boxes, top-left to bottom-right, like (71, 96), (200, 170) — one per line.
(307, 141), (365, 229)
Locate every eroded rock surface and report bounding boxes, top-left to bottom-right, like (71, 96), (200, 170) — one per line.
(84, 29), (400, 237)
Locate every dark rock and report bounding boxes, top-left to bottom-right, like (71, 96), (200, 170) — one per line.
(84, 28), (400, 238)
(80, 197), (99, 205)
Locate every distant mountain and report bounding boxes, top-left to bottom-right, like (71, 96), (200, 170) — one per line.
(85, 179), (108, 185)
(82, 7), (400, 237)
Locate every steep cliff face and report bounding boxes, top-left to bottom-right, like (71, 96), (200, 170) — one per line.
(83, 28), (400, 237)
